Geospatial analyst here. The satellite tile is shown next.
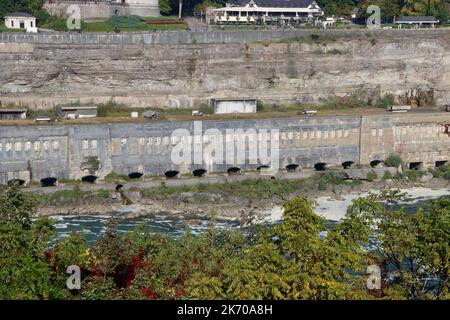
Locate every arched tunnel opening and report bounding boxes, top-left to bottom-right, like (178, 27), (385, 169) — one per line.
(314, 163), (327, 171)
(435, 160), (448, 168)
(82, 175), (98, 184)
(115, 184), (124, 192)
(285, 164), (299, 172)
(257, 165), (270, 171)
(8, 179), (25, 187)
(227, 167), (241, 175)
(342, 161), (355, 169)
(128, 172), (143, 179)
(40, 177), (58, 187)
(165, 170), (180, 178)
(370, 160), (383, 168)
(193, 169), (207, 177)
(409, 162), (423, 171)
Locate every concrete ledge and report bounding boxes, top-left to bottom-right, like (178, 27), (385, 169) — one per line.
(0, 42), (34, 53)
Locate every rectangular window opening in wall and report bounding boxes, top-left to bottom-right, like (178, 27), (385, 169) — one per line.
(409, 162), (423, 170)
(435, 160), (448, 168)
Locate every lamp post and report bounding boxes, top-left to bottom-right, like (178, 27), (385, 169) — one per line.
(179, 0), (183, 19)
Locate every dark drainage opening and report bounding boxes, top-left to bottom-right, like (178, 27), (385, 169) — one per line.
(409, 162), (423, 171)
(115, 184), (124, 192)
(314, 163), (327, 171)
(8, 179), (25, 187)
(82, 175), (98, 183)
(193, 169), (207, 177)
(227, 167), (241, 175)
(435, 160), (448, 168)
(128, 172), (143, 179)
(285, 164), (299, 172)
(342, 161), (355, 169)
(257, 165), (270, 171)
(370, 160), (383, 168)
(165, 170), (180, 178)
(40, 177), (58, 187)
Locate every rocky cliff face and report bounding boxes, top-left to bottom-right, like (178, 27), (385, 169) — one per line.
(0, 30), (449, 109)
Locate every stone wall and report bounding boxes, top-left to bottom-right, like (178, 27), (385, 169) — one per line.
(0, 29), (449, 109)
(43, 1), (160, 20)
(1, 113), (449, 184)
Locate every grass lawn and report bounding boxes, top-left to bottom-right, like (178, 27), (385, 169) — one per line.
(142, 16), (181, 22)
(40, 16), (187, 32)
(138, 23), (188, 31)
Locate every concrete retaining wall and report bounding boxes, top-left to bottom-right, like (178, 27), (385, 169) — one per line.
(1, 113), (449, 184)
(43, 1), (160, 20)
(0, 28), (448, 46)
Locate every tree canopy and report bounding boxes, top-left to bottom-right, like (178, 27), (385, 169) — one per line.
(0, 0), (44, 19)
(0, 184), (448, 300)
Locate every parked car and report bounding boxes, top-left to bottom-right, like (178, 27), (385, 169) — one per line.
(192, 110), (204, 116)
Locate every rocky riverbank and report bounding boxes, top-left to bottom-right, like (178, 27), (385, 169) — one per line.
(35, 175), (450, 223)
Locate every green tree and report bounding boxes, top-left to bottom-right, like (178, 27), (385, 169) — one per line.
(0, 184), (62, 299)
(401, 0), (446, 16)
(196, 198), (371, 300)
(48, 231), (89, 289)
(361, 0), (401, 17)
(317, 0), (359, 17)
(436, 1), (449, 24)
(27, 0), (44, 16)
(0, 0), (44, 19)
(345, 190), (449, 299)
(159, 0), (173, 15)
